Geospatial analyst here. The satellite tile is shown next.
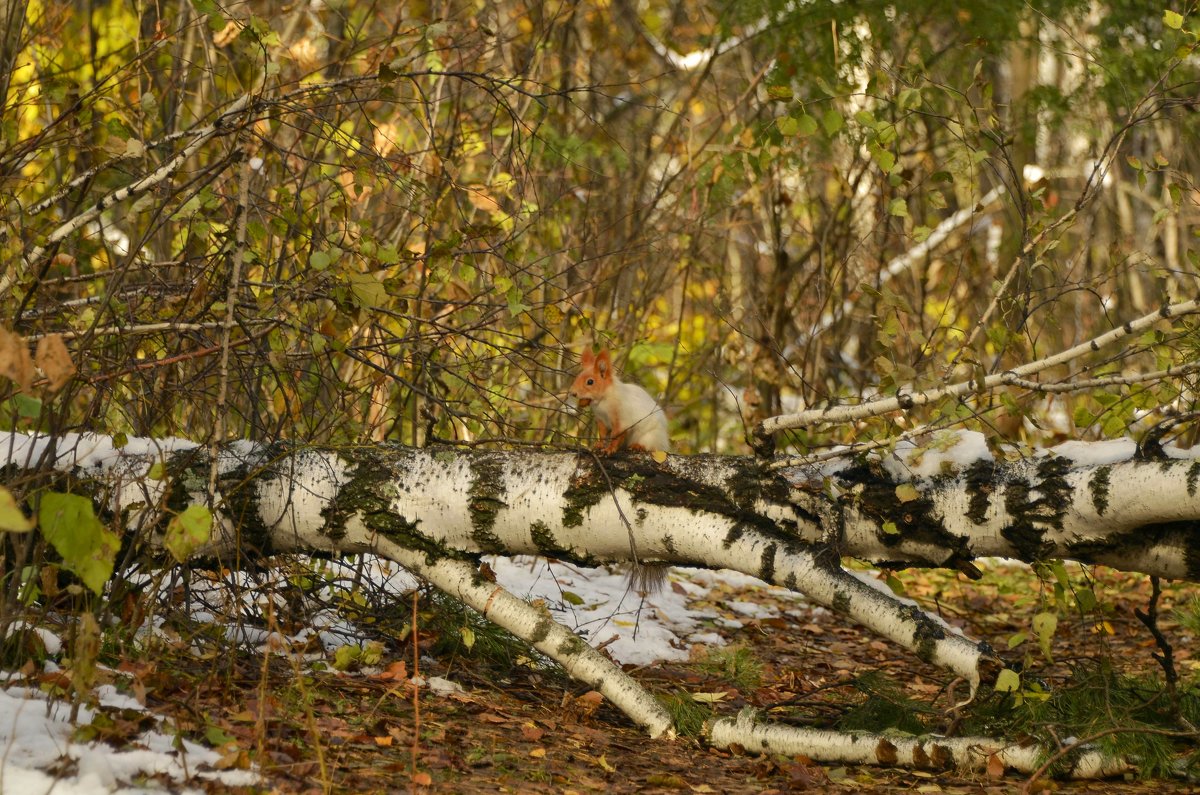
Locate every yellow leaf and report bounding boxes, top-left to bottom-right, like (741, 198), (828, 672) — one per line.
(690, 691), (728, 703)
(0, 487), (33, 532)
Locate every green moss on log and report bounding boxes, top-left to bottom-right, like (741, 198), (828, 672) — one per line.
(467, 455), (507, 553)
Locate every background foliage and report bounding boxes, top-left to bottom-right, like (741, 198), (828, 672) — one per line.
(5, 0), (1199, 458)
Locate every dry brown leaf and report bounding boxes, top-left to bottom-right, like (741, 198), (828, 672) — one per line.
(35, 334), (75, 392)
(0, 329), (33, 392)
(986, 752), (1005, 778)
(465, 185), (501, 213)
(520, 723), (545, 742)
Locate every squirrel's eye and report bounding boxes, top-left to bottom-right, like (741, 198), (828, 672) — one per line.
(586, 378), (594, 385)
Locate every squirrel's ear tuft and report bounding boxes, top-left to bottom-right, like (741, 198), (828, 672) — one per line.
(596, 349), (611, 374)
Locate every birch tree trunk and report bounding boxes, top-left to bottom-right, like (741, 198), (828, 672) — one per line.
(10, 429), (1191, 774)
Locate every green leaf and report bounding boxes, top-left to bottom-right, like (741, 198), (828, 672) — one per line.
(309, 250), (333, 270)
(994, 668), (1020, 692)
(869, 141), (896, 173)
(147, 461), (166, 480)
(897, 87), (922, 111)
(332, 645), (360, 670)
(204, 725), (236, 747)
(1032, 611), (1057, 661)
(1006, 631), (1028, 650)
(561, 590), (584, 606)
(164, 504), (213, 563)
(1164, 9), (1184, 29)
(38, 493), (119, 595)
(777, 116), (799, 136)
(0, 487), (33, 532)
(795, 114), (819, 136)
(894, 483), (919, 503)
(912, 225), (932, 242)
(347, 272), (388, 309)
(822, 108), (844, 136)
(459, 626), (476, 651)
(13, 394), (42, 419)
(887, 198), (908, 218)
(881, 520), (900, 535)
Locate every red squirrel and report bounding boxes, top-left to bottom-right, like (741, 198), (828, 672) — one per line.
(569, 348), (670, 454)
(569, 347), (670, 593)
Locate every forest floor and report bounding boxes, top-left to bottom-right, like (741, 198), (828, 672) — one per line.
(20, 562), (1200, 794)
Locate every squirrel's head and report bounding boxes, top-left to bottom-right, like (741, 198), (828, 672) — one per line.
(569, 348), (612, 407)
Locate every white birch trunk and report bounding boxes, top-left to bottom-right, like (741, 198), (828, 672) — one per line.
(3, 430), (1177, 775)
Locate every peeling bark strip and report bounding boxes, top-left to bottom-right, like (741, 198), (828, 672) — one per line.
(0, 432), (1190, 772)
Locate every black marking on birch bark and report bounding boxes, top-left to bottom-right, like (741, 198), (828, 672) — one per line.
(760, 543), (777, 582)
(661, 534), (677, 554)
(837, 462), (965, 555)
(725, 459), (793, 515)
(1189, 461), (1200, 498)
(723, 522), (747, 549)
(467, 455), (507, 553)
(784, 571), (799, 590)
(335, 449), (459, 565)
(832, 590), (851, 613)
(1089, 466), (1111, 516)
(1032, 456), (1072, 527)
(1183, 528), (1200, 581)
(964, 459), (997, 524)
(1000, 477), (1047, 558)
(1001, 456), (1071, 558)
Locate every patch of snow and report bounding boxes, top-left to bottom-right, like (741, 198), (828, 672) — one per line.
(0, 685), (257, 793)
(5, 622), (63, 656)
(1049, 438), (1137, 465)
(883, 430), (992, 480)
(488, 557), (805, 667)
